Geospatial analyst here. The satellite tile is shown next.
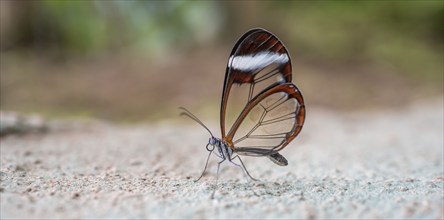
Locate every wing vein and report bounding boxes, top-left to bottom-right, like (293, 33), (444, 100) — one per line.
(251, 35), (274, 53)
(254, 67), (280, 83)
(233, 105), (267, 144)
(262, 114), (296, 126)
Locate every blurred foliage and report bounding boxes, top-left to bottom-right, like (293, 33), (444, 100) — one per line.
(271, 1), (443, 81)
(1, 1), (221, 55)
(2, 1), (441, 77)
(0, 1), (442, 121)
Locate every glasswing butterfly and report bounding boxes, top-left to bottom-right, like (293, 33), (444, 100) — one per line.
(180, 28), (305, 197)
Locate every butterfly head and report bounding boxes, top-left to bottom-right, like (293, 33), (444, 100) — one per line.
(208, 136), (218, 146)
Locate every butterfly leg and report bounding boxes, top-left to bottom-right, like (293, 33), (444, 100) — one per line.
(211, 158), (226, 199)
(195, 149), (213, 182)
(212, 150), (223, 159)
(230, 155), (259, 182)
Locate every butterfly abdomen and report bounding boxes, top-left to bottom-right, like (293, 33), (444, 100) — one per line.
(267, 152), (288, 166)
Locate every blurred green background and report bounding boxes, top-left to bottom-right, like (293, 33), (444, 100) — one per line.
(1, 1), (442, 122)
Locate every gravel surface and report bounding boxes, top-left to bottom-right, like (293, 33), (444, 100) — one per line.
(1, 100), (443, 219)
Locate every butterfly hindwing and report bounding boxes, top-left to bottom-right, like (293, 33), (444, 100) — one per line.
(226, 83), (305, 156)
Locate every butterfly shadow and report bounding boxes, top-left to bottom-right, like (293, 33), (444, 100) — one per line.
(201, 178), (295, 199)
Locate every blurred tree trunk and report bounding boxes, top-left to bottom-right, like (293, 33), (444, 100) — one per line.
(1, 1), (34, 51)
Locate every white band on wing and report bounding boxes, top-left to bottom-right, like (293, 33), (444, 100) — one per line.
(229, 51), (289, 72)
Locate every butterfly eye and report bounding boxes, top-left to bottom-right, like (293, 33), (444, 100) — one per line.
(209, 137), (217, 145)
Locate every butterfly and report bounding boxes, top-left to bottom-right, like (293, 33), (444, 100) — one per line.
(180, 28), (305, 197)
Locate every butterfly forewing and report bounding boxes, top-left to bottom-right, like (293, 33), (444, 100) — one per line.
(221, 28), (305, 157)
(221, 29), (293, 139)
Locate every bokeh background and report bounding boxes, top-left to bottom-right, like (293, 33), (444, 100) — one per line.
(1, 1), (442, 122)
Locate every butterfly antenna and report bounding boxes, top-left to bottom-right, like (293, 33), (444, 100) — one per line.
(179, 107), (214, 137)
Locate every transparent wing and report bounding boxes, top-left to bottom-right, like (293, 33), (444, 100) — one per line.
(220, 28), (293, 140)
(226, 83), (305, 156)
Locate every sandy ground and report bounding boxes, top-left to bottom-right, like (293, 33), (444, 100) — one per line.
(1, 100), (443, 219)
